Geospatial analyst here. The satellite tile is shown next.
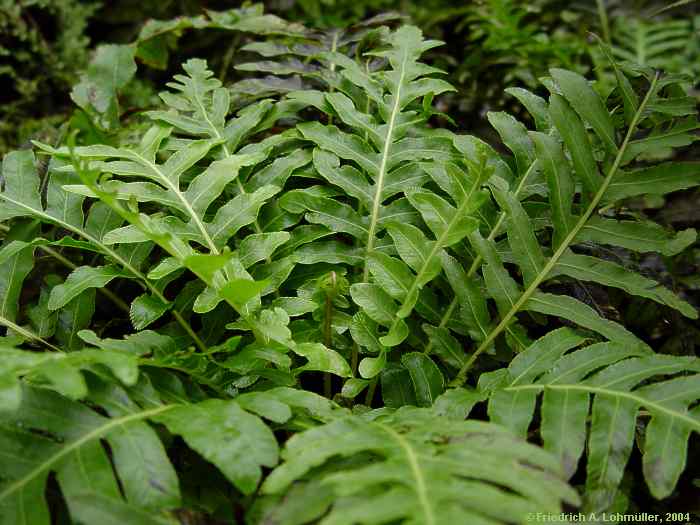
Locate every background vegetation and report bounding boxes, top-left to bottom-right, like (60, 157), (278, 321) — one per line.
(1, 1), (699, 523)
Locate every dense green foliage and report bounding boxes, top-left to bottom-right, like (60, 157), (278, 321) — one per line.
(1, 2), (699, 524)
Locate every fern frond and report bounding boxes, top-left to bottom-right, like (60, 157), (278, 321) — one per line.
(478, 328), (700, 510)
(448, 66), (700, 385)
(57, 144), (351, 386)
(232, 14), (401, 104)
(143, 59), (322, 316)
(262, 405), (579, 524)
(0, 344), (138, 409)
(0, 373), (334, 524)
(611, 18), (693, 68)
(287, 26), (455, 267)
(276, 26), (466, 385)
(0, 150), (204, 347)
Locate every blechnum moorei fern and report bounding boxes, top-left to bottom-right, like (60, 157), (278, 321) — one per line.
(0, 22), (699, 524)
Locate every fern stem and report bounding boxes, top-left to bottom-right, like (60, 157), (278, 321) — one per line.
(350, 343), (360, 376)
(424, 160), (539, 355)
(0, 223), (130, 314)
(353, 53), (408, 388)
(365, 377), (378, 406)
(0, 314), (62, 352)
(172, 310), (208, 352)
(363, 56), (407, 281)
(378, 423), (436, 525)
(596, 0), (612, 46)
(452, 73), (659, 386)
(323, 271), (336, 398)
(350, 60), (375, 380)
(3, 187), (207, 352)
(0, 403), (177, 502)
(1, 200), (146, 292)
(132, 151), (220, 254)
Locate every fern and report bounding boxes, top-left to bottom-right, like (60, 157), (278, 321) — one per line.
(69, 4), (308, 134)
(0, 356), (339, 524)
(2, 13), (699, 523)
(0, 150), (203, 349)
(261, 403), (579, 524)
(232, 12), (404, 104)
(477, 328), (700, 511)
(0, 343), (137, 410)
(610, 17), (695, 71)
(274, 26), (468, 389)
(287, 26), (456, 267)
(31, 58), (353, 389)
(441, 66), (699, 386)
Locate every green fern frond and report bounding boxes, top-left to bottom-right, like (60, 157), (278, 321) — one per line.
(611, 18), (693, 69)
(444, 66), (699, 385)
(32, 59), (352, 386)
(0, 150), (203, 347)
(275, 26), (466, 386)
(478, 328), (700, 511)
(263, 405), (579, 524)
(0, 370), (337, 524)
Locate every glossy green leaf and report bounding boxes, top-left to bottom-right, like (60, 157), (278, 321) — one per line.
(406, 189), (479, 246)
(530, 132), (575, 247)
(71, 44), (137, 129)
(550, 68), (617, 152)
(482, 334), (700, 512)
(523, 291), (649, 351)
(575, 217), (696, 256)
(603, 162), (700, 203)
(551, 252), (697, 319)
(548, 94), (602, 195)
(293, 342), (352, 377)
(401, 352), (445, 407)
(219, 279), (269, 310)
(153, 399), (278, 495)
(48, 266), (127, 311)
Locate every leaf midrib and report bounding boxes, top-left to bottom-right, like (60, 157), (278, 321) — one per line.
(363, 52), (407, 281)
(200, 97), (267, 238)
(128, 150), (219, 254)
(378, 423), (436, 525)
(0, 193), (208, 350)
(387, 176), (482, 337)
(0, 195), (163, 303)
(0, 404), (176, 503)
(425, 159), (539, 354)
(452, 75), (660, 385)
(0, 314), (61, 352)
(503, 383), (700, 432)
